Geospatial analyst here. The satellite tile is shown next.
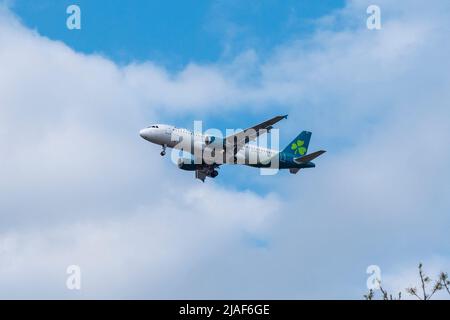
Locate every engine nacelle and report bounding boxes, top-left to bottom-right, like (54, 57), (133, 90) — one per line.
(178, 158), (201, 171)
(204, 135), (216, 145)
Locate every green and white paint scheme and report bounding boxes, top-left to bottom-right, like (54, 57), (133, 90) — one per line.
(139, 115), (326, 182)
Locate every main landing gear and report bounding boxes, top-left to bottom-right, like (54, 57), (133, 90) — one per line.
(160, 144), (166, 156)
(211, 170), (219, 178)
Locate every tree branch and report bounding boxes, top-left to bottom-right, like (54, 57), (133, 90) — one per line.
(418, 263), (428, 300)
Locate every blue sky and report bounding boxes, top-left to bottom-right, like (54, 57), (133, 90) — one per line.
(1, 0), (450, 299)
(11, 0), (347, 192)
(10, 0), (348, 192)
(12, 0), (345, 67)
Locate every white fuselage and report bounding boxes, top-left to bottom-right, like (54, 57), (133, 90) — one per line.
(139, 124), (278, 166)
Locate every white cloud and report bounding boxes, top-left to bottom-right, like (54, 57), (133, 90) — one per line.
(0, 5), (281, 298)
(0, 185), (280, 298)
(1, 0), (450, 299)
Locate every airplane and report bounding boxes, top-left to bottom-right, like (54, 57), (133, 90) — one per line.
(139, 115), (326, 182)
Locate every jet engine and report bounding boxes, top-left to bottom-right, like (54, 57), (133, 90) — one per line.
(204, 135), (216, 145)
(178, 158), (200, 171)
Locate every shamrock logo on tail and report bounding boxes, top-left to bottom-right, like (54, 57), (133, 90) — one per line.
(291, 140), (306, 155)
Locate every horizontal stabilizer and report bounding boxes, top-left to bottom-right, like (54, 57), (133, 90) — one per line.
(294, 150), (326, 164)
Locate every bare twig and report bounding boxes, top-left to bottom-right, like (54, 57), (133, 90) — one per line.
(428, 281), (442, 300)
(379, 284), (389, 300)
(418, 263), (428, 300)
(364, 289), (374, 300)
(406, 287), (422, 300)
(364, 264), (449, 300)
(440, 272), (450, 295)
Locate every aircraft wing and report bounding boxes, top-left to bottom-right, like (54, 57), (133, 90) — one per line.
(293, 150), (326, 164)
(224, 114), (288, 156)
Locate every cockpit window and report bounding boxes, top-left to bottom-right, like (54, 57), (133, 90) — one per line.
(147, 125), (159, 128)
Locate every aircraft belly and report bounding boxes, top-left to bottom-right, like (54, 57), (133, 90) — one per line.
(234, 148), (274, 166)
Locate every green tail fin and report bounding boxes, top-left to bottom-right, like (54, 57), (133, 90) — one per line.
(282, 131), (311, 156)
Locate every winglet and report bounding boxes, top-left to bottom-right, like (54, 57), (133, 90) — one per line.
(282, 114), (288, 119)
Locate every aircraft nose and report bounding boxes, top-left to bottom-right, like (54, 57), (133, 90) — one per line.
(139, 128), (149, 139)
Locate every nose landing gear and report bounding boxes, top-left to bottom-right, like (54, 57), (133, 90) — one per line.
(160, 145), (166, 156)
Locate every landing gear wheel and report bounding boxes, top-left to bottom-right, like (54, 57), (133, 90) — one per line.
(211, 170), (219, 178)
(160, 144), (166, 156)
